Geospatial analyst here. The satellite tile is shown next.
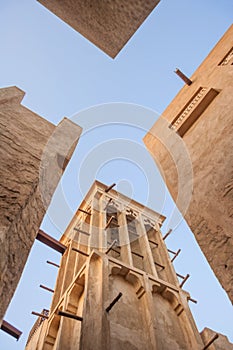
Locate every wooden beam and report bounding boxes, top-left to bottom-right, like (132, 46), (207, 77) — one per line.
(78, 208), (91, 215)
(171, 249), (181, 262)
(174, 68), (192, 85)
(72, 247), (89, 257)
(163, 229), (172, 240)
(106, 292), (123, 313)
(179, 274), (190, 288)
(58, 310), (83, 321)
(74, 227), (90, 236)
(148, 239), (159, 247)
(131, 251), (144, 259)
(31, 311), (49, 319)
(0, 320), (22, 340)
(105, 183), (116, 193)
(154, 261), (165, 270)
(46, 260), (60, 268)
(36, 230), (66, 254)
(187, 296), (197, 304)
(40, 284), (54, 293)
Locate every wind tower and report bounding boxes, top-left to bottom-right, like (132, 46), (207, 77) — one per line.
(25, 181), (233, 350)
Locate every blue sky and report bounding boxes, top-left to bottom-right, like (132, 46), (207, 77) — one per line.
(0, 0), (233, 348)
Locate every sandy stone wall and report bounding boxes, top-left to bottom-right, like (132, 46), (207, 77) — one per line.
(144, 25), (233, 303)
(37, 0), (160, 58)
(0, 86), (82, 321)
(200, 328), (233, 350)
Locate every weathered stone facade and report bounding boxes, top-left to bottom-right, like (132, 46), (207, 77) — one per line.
(37, 0), (160, 58)
(144, 25), (233, 303)
(25, 181), (232, 349)
(0, 86), (82, 321)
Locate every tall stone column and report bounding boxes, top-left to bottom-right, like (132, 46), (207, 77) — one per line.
(118, 211), (133, 266)
(98, 195), (107, 253)
(137, 214), (158, 277)
(89, 193), (100, 252)
(80, 253), (110, 350)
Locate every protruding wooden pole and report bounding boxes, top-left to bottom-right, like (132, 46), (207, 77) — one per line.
(154, 261), (165, 270)
(174, 68), (192, 85)
(106, 292), (123, 313)
(171, 249), (181, 262)
(36, 229), (66, 254)
(46, 260), (60, 268)
(74, 227), (90, 236)
(58, 310), (83, 321)
(78, 208), (91, 215)
(179, 274), (190, 288)
(105, 183), (116, 193)
(0, 320), (22, 340)
(187, 296), (197, 304)
(72, 247), (89, 257)
(31, 311), (49, 319)
(163, 229), (172, 240)
(40, 284), (54, 293)
(148, 239), (159, 247)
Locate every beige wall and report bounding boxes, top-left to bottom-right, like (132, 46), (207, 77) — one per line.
(37, 0), (160, 58)
(200, 328), (233, 350)
(144, 25), (233, 303)
(0, 86), (82, 321)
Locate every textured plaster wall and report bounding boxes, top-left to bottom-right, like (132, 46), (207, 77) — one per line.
(0, 86), (82, 321)
(144, 25), (233, 303)
(200, 328), (233, 350)
(37, 0), (160, 58)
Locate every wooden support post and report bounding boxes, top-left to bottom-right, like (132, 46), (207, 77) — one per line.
(105, 239), (118, 254)
(0, 320), (22, 340)
(174, 68), (192, 85)
(106, 292), (123, 313)
(39, 284), (54, 293)
(171, 249), (181, 262)
(179, 274), (190, 288)
(203, 333), (219, 349)
(105, 183), (116, 193)
(46, 260), (60, 268)
(36, 229), (66, 254)
(78, 208), (91, 215)
(163, 229), (172, 240)
(72, 247), (89, 257)
(74, 227), (90, 236)
(31, 311), (49, 319)
(58, 310), (83, 322)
